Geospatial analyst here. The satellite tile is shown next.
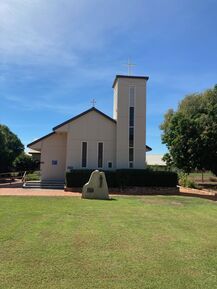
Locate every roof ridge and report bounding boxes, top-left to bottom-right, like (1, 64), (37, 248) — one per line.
(53, 107), (116, 131)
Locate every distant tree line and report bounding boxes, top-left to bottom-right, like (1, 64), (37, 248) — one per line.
(0, 124), (39, 173)
(161, 85), (217, 176)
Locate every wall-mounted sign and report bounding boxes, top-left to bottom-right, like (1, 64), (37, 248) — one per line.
(52, 160), (58, 165)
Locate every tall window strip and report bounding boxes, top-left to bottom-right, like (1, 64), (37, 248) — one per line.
(81, 142), (87, 168)
(129, 86), (135, 167)
(98, 142), (103, 168)
(129, 107), (134, 127)
(129, 148), (134, 162)
(129, 127), (134, 147)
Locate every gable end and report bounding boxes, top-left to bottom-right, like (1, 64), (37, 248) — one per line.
(53, 107), (116, 131)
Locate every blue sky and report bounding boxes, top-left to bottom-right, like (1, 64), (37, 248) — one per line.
(1, 0), (217, 154)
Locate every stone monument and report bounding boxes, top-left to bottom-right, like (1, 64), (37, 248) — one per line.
(82, 170), (110, 200)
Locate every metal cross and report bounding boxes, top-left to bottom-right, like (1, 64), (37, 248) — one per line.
(124, 58), (136, 75)
(91, 99), (96, 107)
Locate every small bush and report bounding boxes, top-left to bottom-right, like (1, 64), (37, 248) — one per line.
(209, 176), (217, 182)
(179, 173), (197, 188)
(66, 170), (92, 187)
(26, 171), (40, 181)
(13, 153), (39, 172)
(147, 165), (170, 171)
(66, 169), (178, 188)
(65, 170), (117, 187)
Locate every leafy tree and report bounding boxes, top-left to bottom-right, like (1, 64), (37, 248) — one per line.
(0, 125), (24, 173)
(162, 153), (174, 169)
(160, 85), (217, 175)
(13, 152), (39, 172)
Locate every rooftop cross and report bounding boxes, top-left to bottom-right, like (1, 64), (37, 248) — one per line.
(124, 58), (136, 75)
(91, 99), (96, 107)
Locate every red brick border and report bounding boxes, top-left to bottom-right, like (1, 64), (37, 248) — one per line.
(65, 186), (179, 195)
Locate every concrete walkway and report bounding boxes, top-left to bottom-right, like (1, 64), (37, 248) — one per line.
(0, 183), (216, 200)
(0, 187), (80, 197)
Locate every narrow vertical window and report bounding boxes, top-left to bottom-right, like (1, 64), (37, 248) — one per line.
(129, 127), (134, 147)
(98, 142), (103, 168)
(129, 86), (135, 167)
(129, 108), (134, 127)
(108, 162), (112, 168)
(129, 162), (134, 168)
(81, 142), (87, 168)
(129, 148), (134, 162)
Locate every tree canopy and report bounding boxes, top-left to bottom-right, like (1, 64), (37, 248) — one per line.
(13, 152), (39, 172)
(160, 85), (217, 175)
(0, 125), (24, 173)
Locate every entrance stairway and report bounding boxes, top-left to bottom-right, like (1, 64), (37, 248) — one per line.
(23, 180), (65, 190)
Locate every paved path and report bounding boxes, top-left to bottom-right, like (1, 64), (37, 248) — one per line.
(0, 184), (216, 200)
(0, 187), (80, 197)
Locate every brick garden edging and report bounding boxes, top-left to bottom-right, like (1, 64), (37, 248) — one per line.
(65, 186), (217, 200)
(179, 186), (216, 197)
(65, 186), (179, 195)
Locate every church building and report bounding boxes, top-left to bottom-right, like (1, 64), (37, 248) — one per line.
(28, 75), (152, 180)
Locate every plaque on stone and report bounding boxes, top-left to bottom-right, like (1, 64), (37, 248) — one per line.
(82, 170), (109, 200)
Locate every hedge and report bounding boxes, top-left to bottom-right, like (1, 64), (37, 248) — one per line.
(65, 169), (178, 188)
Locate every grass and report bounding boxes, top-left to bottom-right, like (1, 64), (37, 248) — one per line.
(0, 196), (216, 289)
(189, 171), (216, 183)
(26, 171), (41, 181)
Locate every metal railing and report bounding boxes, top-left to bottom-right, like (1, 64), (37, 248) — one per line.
(0, 171), (40, 184)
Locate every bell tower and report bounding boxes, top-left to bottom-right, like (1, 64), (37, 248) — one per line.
(113, 75), (149, 169)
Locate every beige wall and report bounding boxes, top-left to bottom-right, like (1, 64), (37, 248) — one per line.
(114, 77), (147, 169)
(113, 84), (118, 120)
(30, 133), (67, 180)
(57, 110), (116, 170)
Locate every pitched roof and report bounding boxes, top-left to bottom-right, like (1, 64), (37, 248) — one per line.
(112, 75), (149, 88)
(27, 107), (152, 152)
(53, 107), (116, 130)
(27, 132), (55, 148)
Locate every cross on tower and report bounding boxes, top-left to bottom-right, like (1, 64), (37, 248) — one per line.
(124, 58), (136, 76)
(91, 99), (96, 107)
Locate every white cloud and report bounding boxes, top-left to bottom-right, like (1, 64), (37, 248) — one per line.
(0, 0), (140, 66)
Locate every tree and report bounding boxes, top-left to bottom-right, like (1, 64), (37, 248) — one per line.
(13, 152), (39, 172)
(160, 85), (217, 175)
(0, 125), (24, 173)
(162, 153), (174, 169)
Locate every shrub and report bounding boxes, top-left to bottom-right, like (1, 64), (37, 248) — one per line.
(13, 153), (39, 172)
(147, 165), (169, 171)
(66, 170), (117, 187)
(26, 171), (40, 181)
(66, 170), (92, 187)
(209, 176), (217, 182)
(66, 169), (178, 188)
(178, 172), (197, 188)
(116, 169), (178, 187)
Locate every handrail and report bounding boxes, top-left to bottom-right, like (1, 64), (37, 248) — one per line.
(0, 170), (40, 184)
(22, 171), (27, 183)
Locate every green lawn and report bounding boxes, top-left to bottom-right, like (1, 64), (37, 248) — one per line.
(0, 196), (216, 289)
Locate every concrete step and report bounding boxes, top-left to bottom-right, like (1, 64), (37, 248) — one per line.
(23, 181), (65, 190)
